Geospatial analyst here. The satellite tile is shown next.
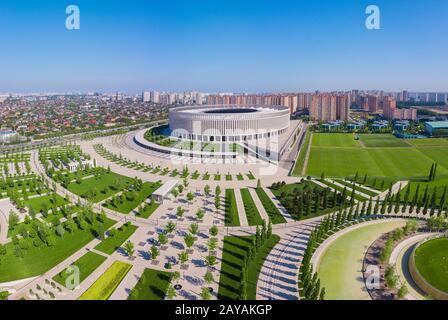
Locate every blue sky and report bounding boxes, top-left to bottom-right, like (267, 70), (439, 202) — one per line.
(0, 0), (447, 93)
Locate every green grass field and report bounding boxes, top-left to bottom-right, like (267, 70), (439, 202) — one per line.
(78, 261), (132, 300)
(94, 223), (138, 255)
(317, 220), (406, 300)
(406, 138), (448, 147)
(313, 133), (360, 147)
(255, 188), (287, 224)
(24, 193), (68, 213)
(53, 252), (107, 287)
(304, 133), (448, 181)
(127, 268), (173, 300)
(68, 172), (133, 203)
(414, 237), (448, 293)
(224, 189), (240, 226)
(359, 134), (411, 148)
(103, 182), (161, 214)
(240, 188), (264, 226)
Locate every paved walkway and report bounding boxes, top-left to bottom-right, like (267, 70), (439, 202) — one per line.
(248, 188), (269, 221)
(300, 132), (312, 176)
(263, 187), (295, 222)
(0, 199), (10, 244)
(389, 233), (435, 300)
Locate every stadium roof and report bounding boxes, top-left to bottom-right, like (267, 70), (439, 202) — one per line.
(425, 121), (448, 128)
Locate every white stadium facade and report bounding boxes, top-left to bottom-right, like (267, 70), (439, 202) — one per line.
(169, 105), (290, 143)
(130, 105), (303, 164)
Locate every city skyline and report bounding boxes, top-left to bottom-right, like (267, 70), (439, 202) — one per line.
(1, 0), (447, 93)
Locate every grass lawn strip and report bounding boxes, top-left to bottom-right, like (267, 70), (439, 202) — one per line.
(254, 188), (286, 224)
(127, 268), (173, 300)
(78, 261), (132, 300)
(240, 188), (263, 226)
(224, 189), (240, 227)
(94, 223), (138, 255)
(53, 252), (107, 287)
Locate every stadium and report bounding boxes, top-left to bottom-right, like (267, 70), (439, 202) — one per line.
(129, 105), (302, 163)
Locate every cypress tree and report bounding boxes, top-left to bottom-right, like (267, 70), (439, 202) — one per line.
(428, 163), (434, 182)
(367, 198), (373, 216)
(267, 220), (272, 239)
(433, 163), (438, 181)
(361, 201), (367, 216)
(422, 186), (429, 205)
(412, 185), (420, 206)
(319, 288), (326, 300)
(374, 199), (380, 215)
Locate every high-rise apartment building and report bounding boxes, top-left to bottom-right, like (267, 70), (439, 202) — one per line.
(383, 96), (417, 120)
(142, 91), (150, 102)
(150, 91), (160, 104)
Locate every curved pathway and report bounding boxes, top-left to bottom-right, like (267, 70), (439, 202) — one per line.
(256, 219), (320, 300)
(389, 233), (436, 300)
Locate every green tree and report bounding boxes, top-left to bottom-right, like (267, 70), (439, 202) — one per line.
(123, 241), (135, 257)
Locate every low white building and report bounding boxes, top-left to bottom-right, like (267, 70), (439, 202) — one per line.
(152, 180), (179, 204)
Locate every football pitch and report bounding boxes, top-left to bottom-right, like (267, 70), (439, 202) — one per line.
(302, 133), (448, 180)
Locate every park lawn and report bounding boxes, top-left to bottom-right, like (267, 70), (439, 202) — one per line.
(53, 252), (107, 288)
(236, 174), (244, 181)
(68, 172), (133, 203)
(136, 202), (160, 218)
(414, 238), (448, 293)
(358, 134), (411, 148)
(226, 174), (232, 181)
(217, 235), (280, 300)
(78, 261), (132, 300)
(247, 172), (256, 180)
(270, 181), (346, 220)
(202, 173), (210, 180)
(255, 188), (286, 224)
(224, 189), (240, 227)
(127, 268), (173, 300)
(312, 133), (360, 148)
(240, 188), (264, 226)
(317, 220), (406, 300)
(94, 223), (138, 255)
(24, 193), (68, 213)
(406, 138), (448, 147)
(103, 182), (161, 214)
(0, 217), (116, 283)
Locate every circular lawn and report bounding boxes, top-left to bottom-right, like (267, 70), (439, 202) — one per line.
(317, 220), (406, 300)
(414, 237), (448, 294)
